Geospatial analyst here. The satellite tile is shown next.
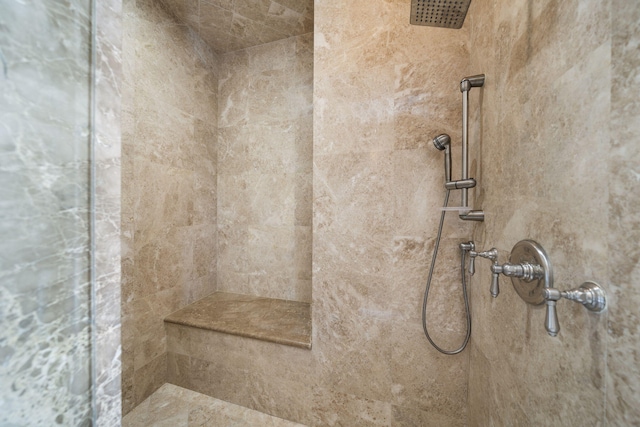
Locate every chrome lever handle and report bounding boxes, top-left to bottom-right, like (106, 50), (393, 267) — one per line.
(474, 247), (499, 297)
(489, 264), (500, 298)
(542, 282), (606, 337)
(543, 289), (561, 336)
(459, 241), (476, 276)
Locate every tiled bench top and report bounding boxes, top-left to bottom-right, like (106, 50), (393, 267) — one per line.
(165, 292), (312, 349)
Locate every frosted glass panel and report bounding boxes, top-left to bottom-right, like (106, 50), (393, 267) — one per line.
(0, 0), (93, 425)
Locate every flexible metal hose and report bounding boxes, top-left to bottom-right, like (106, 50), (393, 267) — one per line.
(421, 189), (472, 355)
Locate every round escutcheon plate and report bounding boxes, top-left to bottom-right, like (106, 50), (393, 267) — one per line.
(509, 240), (553, 305)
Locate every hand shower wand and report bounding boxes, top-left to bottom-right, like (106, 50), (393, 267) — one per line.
(421, 75), (485, 355)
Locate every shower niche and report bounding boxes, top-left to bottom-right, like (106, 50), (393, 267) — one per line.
(160, 0), (313, 333)
(121, 0), (313, 413)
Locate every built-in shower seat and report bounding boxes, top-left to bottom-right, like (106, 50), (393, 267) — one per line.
(164, 292), (311, 349)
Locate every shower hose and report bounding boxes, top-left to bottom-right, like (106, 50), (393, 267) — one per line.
(422, 189), (472, 355)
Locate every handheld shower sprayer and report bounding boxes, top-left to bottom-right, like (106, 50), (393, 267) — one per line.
(421, 74), (486, 356)
(433, 134), (452, 183)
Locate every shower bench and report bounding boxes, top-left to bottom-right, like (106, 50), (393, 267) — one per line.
(164, 291), (311, 349)
(163, 292), (313, 424)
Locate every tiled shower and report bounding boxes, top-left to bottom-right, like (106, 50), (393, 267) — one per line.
(1, 0), (639, 425)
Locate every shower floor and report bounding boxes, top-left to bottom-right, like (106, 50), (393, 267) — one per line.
(123, 383), (306, 427)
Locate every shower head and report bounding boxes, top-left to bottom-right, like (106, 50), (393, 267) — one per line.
(433, 134), (452, 183)
(410, 0), (472, 29)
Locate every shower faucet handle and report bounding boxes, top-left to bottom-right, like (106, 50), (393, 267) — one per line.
(477, 248), (500, 297)
(542, 281), (607, 337)
(459, 242), (476, 275)
(465, 246), (500, 296)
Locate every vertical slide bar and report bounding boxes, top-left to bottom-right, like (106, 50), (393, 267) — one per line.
(461, 88), (469, 209)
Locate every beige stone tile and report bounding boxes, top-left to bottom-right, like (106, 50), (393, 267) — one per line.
(394, 230), (469, 332)
(122, 0), (219, 412)
(245, 371), (315, 425)
(605, 286), (640, 425)
(122, 395), (149, 426)
(157, 0), (198, 28)
(312, 229), (394, 282)
(314, 151), (395, 236)
(185, 274), (217, 305)
(125, 383), (309, 426)
(219, 123), (299, 175)
(389, 319), (467, 421)
(166, 352), (191, 389)
(392, 56), (467, 151)
(246, 35), (296, 73)
(133, 97), (194, 169)
(133, 321), (166, 370)
(247, 173), (297, 225)
(313, 306), (393, 402)
(216, 270), (250, 295)
(246, 225), (295, 271)
(314, 67), (395, 155)
(311, 388), (392, 427)
(230, 13), (290, 49)
(295, 32), (314, 86)
(246, 274), (293, 301)
(198, 3), (235, 54)
(165, 292), (311, 349)
(133, 353), (167, 407)
(192, 172), (217, 227)
(295, 115), (313, 174)
(193, 225), (217, 278)
(122, 368), (137, 416)
(166, 323), (191, 355)
(391, 405), (464, 427)
(247, 71), (298, 124)
(392, 148), (474, 239)
(294, 226), (312, 279)
(607, 1), (640, 421)
(217, 175), (252, 225)
(295, 174), (313, 227)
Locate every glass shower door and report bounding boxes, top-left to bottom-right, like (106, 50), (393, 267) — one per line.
(0, 0), (94, 425)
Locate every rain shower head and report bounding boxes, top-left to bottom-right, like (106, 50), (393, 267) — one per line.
(410, 0), (472, 29)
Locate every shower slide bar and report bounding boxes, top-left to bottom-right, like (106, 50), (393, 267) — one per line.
(458, 74), (485, 221)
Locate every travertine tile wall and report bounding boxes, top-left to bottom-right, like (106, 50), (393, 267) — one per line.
(168, 0), (474, 425)
(607, 1), (640, 423)
(466, 0), (640, 425)
(121, 0), (219, 414)
(159, 0), (313, 54)
(312, 0), (472, 423)
(128, 0), (640, 425)
(217, 34), (313, 302)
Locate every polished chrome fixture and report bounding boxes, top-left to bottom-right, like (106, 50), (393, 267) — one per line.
(471, 239), (607, 337)
(421, 74), (486, 355)
(466, 246), (502, 298)
(410, 0), (472, 29)
(459, 74), (485, 221)
(433, 75), (485, 221)
(543, 281), (607, 336)
(433, 133), (452, 183)
(421, 188), (472, 355)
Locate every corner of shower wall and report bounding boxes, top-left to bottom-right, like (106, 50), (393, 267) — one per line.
(120, 0), (220, 414)
(216, 33), (314, 304)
